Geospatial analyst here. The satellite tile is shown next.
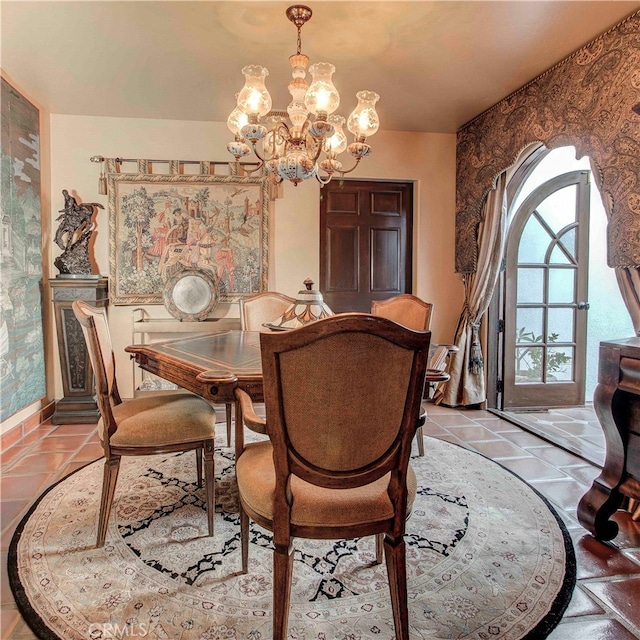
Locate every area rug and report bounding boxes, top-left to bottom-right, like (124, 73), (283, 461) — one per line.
(9, 436), (575, 639)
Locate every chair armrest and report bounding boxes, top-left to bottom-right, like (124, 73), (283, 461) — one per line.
(235, 388), (267, 435)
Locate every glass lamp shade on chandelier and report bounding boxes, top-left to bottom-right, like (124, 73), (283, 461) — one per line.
(226, 5), (380, 186)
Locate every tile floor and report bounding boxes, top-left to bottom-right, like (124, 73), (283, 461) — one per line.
(1, 405), (640, 639)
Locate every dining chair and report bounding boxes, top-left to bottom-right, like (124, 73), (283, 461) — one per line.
(371, 293), (433, 332)
(371, 294), (441, 456)
(72, 300), (217, 547)
(239, 291), (296, 332)
(234, 313), (431, 640)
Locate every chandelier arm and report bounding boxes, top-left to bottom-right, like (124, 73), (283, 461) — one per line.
(335, 157), (363, 176)
(305, 131), (325, 165)
(315, 171), (333, 186)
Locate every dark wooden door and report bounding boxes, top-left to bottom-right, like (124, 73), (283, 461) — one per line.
(320, 180), (413, 313)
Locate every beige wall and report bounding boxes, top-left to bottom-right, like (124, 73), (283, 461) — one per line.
(47, 115), (461, 399)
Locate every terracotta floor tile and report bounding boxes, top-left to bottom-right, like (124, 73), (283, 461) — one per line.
(583, 577), (640, 634)
(609, 512), (640, 549)
(0, 500), (29, 534)
(563, 585), (605, 617)
(500, 430), (552, 448)
(564, 465), (602, 487)
(529, 477), (590, 513)
(496, 456), (569, 482)
(477, 419), (521, 434)
(547, 617), (639, 639)
(0, 474), (51, 501)
(469, 439), (530, 459)
(432, 434), (470, 449)
(0, 606), (21, 636)
(530, 445), (587, 467)
(49, 423), (97, 436)
(443, 424), (503, 442)
(428, 413), (477, 427)
(421, 421), (449, 437)
(6, 451), (73, 475)
(27, 435), (89, 453)
(0, 445), (29, 467)
(571, 531), (640, 580)
(72, 443), (104, 462)
(7, 616), (39, 639)
(1, 428), (23, 451)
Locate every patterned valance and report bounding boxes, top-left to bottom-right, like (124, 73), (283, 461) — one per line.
(455, 11), (640, 273)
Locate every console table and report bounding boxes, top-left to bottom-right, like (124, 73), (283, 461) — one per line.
(577, 337), (640, 540)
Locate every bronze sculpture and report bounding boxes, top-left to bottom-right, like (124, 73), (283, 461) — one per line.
(54, 190), (103, 275)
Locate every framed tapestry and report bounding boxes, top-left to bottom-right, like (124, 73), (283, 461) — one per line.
(107, 172), (269, 305)
(0, 78), (46, 422)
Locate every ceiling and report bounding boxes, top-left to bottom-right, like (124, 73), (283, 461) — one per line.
(2, 1), (639, 134)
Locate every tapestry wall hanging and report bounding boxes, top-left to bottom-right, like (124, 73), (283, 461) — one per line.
(0, 78), (46, 422)
(107, 169), (269, 305)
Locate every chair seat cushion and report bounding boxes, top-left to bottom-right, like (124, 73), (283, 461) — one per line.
(101, 392), (216, 447)
(236, 441), (417, 529)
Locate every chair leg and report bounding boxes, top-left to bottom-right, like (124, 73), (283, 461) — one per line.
(416, 425), (424, 457)
(384, 535), (409, 640)
(375, 533), (384, 564)
(204, 441), (215, 537)
(97, 456), (121, 548)
(226, 402), (233, 447)
(240, 504), (249, 574)
(273, 542), (294, 640)
(196, 448), (203, 487)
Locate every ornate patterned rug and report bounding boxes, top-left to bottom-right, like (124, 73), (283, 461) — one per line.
(9, 436), (575, 639)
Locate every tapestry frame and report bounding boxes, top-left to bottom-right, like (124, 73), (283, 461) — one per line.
(107, 172), (269, 305)
(0, 77), (46, 422)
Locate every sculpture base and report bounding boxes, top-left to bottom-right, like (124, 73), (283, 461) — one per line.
(51, 396), (100, 425)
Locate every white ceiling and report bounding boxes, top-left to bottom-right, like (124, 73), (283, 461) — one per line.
(2, 1), (639, 133)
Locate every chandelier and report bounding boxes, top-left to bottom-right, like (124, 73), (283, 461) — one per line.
(226, 5), (380, 186)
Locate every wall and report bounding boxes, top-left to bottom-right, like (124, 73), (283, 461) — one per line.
(48, 115), (460, 398)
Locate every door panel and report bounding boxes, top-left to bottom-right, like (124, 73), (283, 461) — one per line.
(503, 170), (590, 409)
(320, 180), (412, 313)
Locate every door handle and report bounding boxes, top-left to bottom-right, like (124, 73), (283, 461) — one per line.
(577, 301), (590, 310)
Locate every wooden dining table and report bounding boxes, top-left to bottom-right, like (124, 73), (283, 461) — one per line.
(125, 330), (265, 405)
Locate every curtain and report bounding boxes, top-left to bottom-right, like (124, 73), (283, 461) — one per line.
(438, 174), (507, 407)
(591, 162), (640, 335)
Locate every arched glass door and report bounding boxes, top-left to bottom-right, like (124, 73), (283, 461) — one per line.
(503, 170), (590, 409)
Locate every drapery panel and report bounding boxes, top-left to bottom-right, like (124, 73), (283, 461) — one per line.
(439, 174), (507, 407)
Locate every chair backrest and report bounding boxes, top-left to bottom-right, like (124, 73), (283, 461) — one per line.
(371, 294), (433, 331)
(72, 300), (121, 443)
(260, 313), (430, 499)
(240, 291), (295, 331)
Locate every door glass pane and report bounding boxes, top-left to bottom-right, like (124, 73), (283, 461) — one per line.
(515, 346), (543, 382)
(550, 243), (571, 264)
(516, 307), (543, 342)
(548, 268), (575, 303)
(536, 186), (577, 233)
(546, 346), (574, 382)
(547, 307), (574, 343)
(558, 227), (576, 261)
(517, 268), (544, 303)
(518, 216), (551, 264)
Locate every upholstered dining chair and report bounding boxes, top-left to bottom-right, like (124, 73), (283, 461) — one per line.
(371, 294), (443, 456)
(239, 291), (296, 332)
(72, 300), (217, 548)
(234, 313), (431, 640)
(371, 293), (433, 332)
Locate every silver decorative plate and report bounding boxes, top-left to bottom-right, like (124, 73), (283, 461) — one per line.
(163, 269), (218, 321)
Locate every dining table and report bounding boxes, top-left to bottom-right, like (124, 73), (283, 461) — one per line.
(125, 330), (265, 406)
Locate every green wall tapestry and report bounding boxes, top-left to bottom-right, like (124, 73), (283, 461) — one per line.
(0, 78), (46, 422)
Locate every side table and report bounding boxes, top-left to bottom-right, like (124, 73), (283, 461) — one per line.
(49, 276), (108, 424)
(577, 337), (640, 540)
